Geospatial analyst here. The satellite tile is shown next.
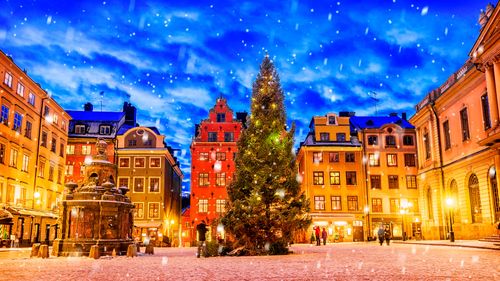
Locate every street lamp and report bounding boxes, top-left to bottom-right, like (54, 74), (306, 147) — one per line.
(445, 197), (455, 242)
(364, 206), (371, 241)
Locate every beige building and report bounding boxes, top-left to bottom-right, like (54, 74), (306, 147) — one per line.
(410, 3), (499, 240)
(0, 50), (69, 246)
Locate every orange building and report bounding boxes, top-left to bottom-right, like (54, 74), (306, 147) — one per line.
(0, 50), (69, 246)
(351, 114), (419, 240)
(297, 112), (365, 242)
(410, 3), (499, 240)
(189, 97), (245, 244)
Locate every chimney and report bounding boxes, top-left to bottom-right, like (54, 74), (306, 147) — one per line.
(84, 102), (93, 112)
(402, 112), (407, 121)
(479, 11), (488, 28)
(486, 3), (494, 18)
(123, 102), (137, 126)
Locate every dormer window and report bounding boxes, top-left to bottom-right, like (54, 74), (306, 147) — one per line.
(99, 125), (111, 135)
(217, 113), (226, 122)
(327, 115), (337, 125)
(75, 124), (86, 134)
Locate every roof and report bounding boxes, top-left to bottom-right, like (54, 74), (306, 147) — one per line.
(350, 116), (414, 130)
(117, 124), (135, 135)
(300, 133), (361, 147)
(67, 110), (125, 122)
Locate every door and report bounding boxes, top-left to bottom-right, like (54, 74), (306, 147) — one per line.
(353, 226), (363, 242)
(34, 223), (40, 243)
(45, 224), (51, 244)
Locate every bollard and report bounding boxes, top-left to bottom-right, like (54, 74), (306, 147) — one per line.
(38, 244), (49, 259)
(112, 248), (116, 257)
(89, 245), (100, 259)
(30, 243), (41, 258)
(145, 244), (154, 255)
(126, 244), (137, 257)
(136, 243), (140, 253)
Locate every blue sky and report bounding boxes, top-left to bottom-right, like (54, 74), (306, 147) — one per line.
(0, 0), (491, 192)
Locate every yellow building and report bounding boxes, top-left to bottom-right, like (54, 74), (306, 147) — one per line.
(297, 112), (365, 242)
(116, 126), (183, 246)
(410, 3), (499, 240)
(0, 50), (69, 246)
(351, 114), (419, 240)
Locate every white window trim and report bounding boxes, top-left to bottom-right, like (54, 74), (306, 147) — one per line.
(134, 157), (146, 168)
(148, 202), (160, 219)
(133, 176), (146, 193)
(118, 157), (130, 168)
(149, 157), (162, 168)
(134, 202), (145, 219)
(198, 198), (209, 213)
(117, 176), (130, 188)
(148, 177), (161, 193)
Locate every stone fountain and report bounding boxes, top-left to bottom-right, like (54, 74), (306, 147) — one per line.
(52, 139), (134, 257)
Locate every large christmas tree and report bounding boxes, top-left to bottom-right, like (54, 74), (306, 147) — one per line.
(222, 56), (310, 255)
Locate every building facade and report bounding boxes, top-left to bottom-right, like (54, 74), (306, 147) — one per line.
(410, 3), (500, 240)
(351, 114), (419, 240)
(297, 112), (365, 242)
(0, 50), (69, 246)
(116, 126), (183, 246)
(189, 98), (245, 243)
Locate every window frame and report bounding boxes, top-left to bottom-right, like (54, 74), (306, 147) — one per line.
(134, 157), (146, 168)
(313, 171), (324, 185)
(149, 177), (161, 193)
(329, 171), (340, 185)
(331, 196), (341, 211)
(387, 154), (398, 167)
(345, 152), (355, 163)
(347, 196), (358, 211)
(460, 108), (470, 141)
(313, 152), (323, 163)
(346, 171), (357, 185)
(150, 157), (161, 168)
(372, 198), (382, 212)
(198, 199), (208, 213)
(314, 195), (326, 210)
(133, 177), (145, 193)
(328, 152), (339, 163)
(388, 175), (399, 189)
(148, 202), (160, 219)
(199, 172), (209, 186)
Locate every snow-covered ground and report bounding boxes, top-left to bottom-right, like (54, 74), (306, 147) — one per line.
(0, 242), (498, 280)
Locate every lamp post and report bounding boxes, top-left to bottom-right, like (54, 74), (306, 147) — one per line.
(364, 206), (371, 241)
(446, 198), (455, 242)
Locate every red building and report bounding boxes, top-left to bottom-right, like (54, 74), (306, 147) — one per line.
(189, 97), (246, 243)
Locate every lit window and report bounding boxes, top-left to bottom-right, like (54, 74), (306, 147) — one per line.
(149, 178), (160, 192)
(347, 196), (358, 211)
(216, 199), (226, 214)
(372, 198), (382, 212)
(368, 153), (379, 166)
(199, 173), (209, 186)
(313, 171), (324, 185)
(198, 199), (208, 213)
(119, 158), (130, 168)
(199, 152), (209, 161)
(329, 171), (340, 185)
(65, 164), (74, 176)
(150, 158), (161, 168)
(81, 145), (91, 155)
(133, 178), (144, 193)
(387, 154), (397, 166)
(148, 203), (160, 219)
(16, 83), (24, 97)
(216, 152), (226, 161)
(406, 175), (417, 189)
(390, 198), (400, 213)
(9, 148), (18, 168)
(134, 203), (144, 219)
(331, 196), (341, 210)
(216, 172), (226, 186)
(4, 73), (12, 88)
(134, 157), (145, 168)
(313, 152), (323, 163)
(28, 92), (35, 106)
(75, 124), (86, 134)
(314, 196), (325, 210)
(99, 125), (111, 135)
(66, 145), (75, 155)
(21, 154), (29, 172)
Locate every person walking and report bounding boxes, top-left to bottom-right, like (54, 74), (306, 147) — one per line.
(321, 228), (328, 245)
(196, 220), (208, 258)
(314, 226), (321, 246)
(384, 226), (391, 245)
(377, 226), (385, 246)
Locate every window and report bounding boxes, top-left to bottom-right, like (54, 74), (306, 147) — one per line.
(62, 120), (66, 131)
(38, 161), (45, 177)
(208, 132), (217, 142)
(331, 196), (341, 210)
(385, 135), (396, 146)
(1, 105), (9, 125)
(128, 140), (137, 146)
(346, 171), (357, 185)
(443, 121), (451, 150)
(65, 164), (74, 176)
(66, 145), (75, 155)
(119, 158), (130, 168)
(347, 196), (358, 211)
(99, 125), (111, 135)
(134, 157), (145, 168)
(367, 135), (378, 145)
(329, 171), (340, 185)
(387, 154), (397, 166)
(0, 143), (5, 164)
(409, 198), (419, 213)
(216, 152), (226, 161)
(388, 175), (399, 189)
(13, 112), (22, 132)
(403, 135), (414, 146)
(150, 158), (161, 168)
(336, 133), (346, 142)
(216, 199), (226, 214)
(460, 108), (470, 141)
(134, 203), (144, 219)
(404, 154), (416, 167)
(51, 137), (57, 153)
(25, 121), (32, 139)
(48, 165), (54, 181)
(148, 203), (160, 219)
(216, 172), (226, 186)
(53, 114), (58, 125)
(199, 152), (209, 161)
(199, 173), (209, 186)
(469, 174), (481, 223)
(43, 105), (50, 117)
(75, 124), (86, 134)
(368, 153), (379, 166)
(328, 152), (339, 162)
(28, 92), (35, 106)
(9, 148), (18, 168)
(224, 132), (234, 142)
(406, 175), (417, 189)
(81, 145), (91, 155)
(319, 132), (329, 141)
(390, 198), (400, 213)
(149, 177), (160, 192)
(370, 175), (381, 189)
(216, 113), (226, 122)
(328, 116), (336, 125)
(198, 199), (208, 213)
(21, 154), (29, 172)
(314, 196), (325, 210)
(345, 152), (355, 162)
(481, 94), (491, 130)
(118, 177), (129, 188)
(16, 83), (25, 97)
(423, 132), (431, 159)
(313, 152), (323, 163)
(372, 198), (382, 212)
(4, 72), (12, 87)
(41, 132), (47, 147)
(133, 178), (144, 192)
(313, 171), (324, 185)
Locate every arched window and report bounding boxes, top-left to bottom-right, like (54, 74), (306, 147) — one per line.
(426, 187), (433, 220)
(468, 174), (481, 223)
(489, 167), (499, 222)
(449, 180), (460, 223)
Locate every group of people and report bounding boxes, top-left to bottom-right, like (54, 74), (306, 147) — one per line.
(377, 225), (392, 246)
(313, 226), (328, 246)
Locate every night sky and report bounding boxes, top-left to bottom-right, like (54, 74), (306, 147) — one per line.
(0, 0), (490, 192)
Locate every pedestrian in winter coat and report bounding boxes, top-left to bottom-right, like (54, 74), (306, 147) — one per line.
(321, 228), (328, 245)
(377, 226), (385, 246)
(384, 226), (391, 245)
(196, 220), (208, 258)
(315, 226), (321, 246)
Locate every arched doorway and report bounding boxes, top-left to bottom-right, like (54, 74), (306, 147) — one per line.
(468, 174), (481, 223)
(489, 167), (499, 222)
(449, 180), (460, 223)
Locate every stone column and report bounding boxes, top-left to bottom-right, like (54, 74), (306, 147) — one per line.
(486, 63), (499, 128)
(493, 60), (500, 126)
